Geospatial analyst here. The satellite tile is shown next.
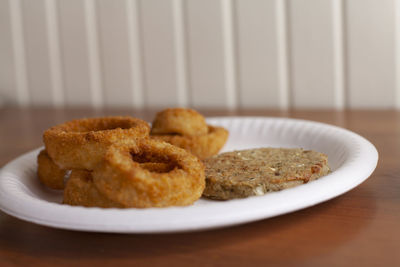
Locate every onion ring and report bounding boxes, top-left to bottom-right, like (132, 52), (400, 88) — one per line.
(43, 116), (150, 170)
(151, 108), (208, 136)
(151, 126), (229, 160)
(37, 149), (67, 190)
(92, 139), (205, 208)
(63, 170), (123, 208)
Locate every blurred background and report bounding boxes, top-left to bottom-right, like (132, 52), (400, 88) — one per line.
(0, 0), (399, 110)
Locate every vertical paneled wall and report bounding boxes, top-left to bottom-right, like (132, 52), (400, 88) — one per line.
(0, 0), (399, 109)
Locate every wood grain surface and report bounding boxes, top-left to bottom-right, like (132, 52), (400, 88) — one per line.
(0, 107), (399, 266)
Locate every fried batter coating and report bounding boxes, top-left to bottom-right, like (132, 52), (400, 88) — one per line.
(43, 116), (150, 170)
(151, 126), (229, 160)
(37, 149), (67, 190)
(63, 170), (123, 208)
(92, 139), (205, 208)
(151, 108), (208, 136)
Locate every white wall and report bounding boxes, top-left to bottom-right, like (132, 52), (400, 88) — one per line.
(0, 0), (399, 109)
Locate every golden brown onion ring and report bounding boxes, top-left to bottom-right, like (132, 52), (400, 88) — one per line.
(37, 149), (67, 190)
(151, 126), (228, 160)
(151, 108), (208, 136)
(63, 170), (123, 208)
(92, 139), (205, 208)
(43, 116), (150, 170)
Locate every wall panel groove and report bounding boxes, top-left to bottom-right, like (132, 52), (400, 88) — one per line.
(172, 0), (189, 107)
(277, 0), (290, 109)
(9, 0), (29, 105)
(84, 0), (103, 108)
(395, 0), (400, 108)
(126, 0), (144, 108)
(221, 0), (237, 109)
(332, 0), (345, 109)
(45, 0), (64, 106)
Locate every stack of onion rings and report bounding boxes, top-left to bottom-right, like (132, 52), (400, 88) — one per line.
(38, 115), (206, 208)
(150, 108), (228, 159)
(43, 116), (150, 170)
(92, 139), (205, 208)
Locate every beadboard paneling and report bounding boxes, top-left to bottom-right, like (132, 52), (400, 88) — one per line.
(0, 0), (398, 109)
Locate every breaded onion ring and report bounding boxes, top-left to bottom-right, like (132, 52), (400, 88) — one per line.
(92, 139), (205, 208)
(43, 116), (150, 170)
(37, 149), (67, 190)
(151, 108), (208, 136)
(63, 170), (123, 208)
(151, 126), (229, 160)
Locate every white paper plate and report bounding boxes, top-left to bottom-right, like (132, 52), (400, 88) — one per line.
(0, 117), (378, 233)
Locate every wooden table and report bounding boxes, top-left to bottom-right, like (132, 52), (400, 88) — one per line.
(0, 107), (399, 266)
